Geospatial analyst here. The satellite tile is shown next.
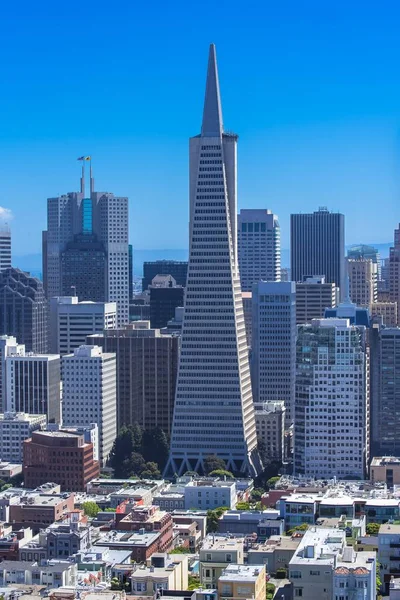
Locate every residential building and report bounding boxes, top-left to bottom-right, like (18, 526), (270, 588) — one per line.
(294, 318), (369, 479)
(378, 524), (400, 594)
(252, 281), (296, 424)
(289, 527), (376, 600)
(0, 526), (34, 561)
(44, 512), (92, 559)
(200, 535), (244, 588)
(247, 535), (300, 572)
(149, 276), (185, 329)
(184, 480), (237, 510)
(43, 174), (129, 326)
(142, 261), (188, 291)
(295, 276), (337, 325)
(0, 412), (46, 463)
(0, 226), (11, 272)
(23, 430), (100, 491)
(6, 353), (61, 423)
(89, 322), (179, 433)
(370, 326), (400, 456)
(130, 553), (188, 595)
(347, 257), (377, 309)
(370, 457), (400, 487)
(95, 530), (161, 563)
(238, 208), (281, 292)
(0, 336), (25, 412)
(218, 564), (266, 600)
(0, 560), (77, 588)
(218, 510), (283, 538)
(290, 208), (345, 299)
(49, 296), (117, 354)
(254, 401), (285, 461)
(115, 505), (173, 552)
(0, 268), (48, 353)
(371, 301), (398, 327)
(9, 488), (75, 532)
(62, 345), (117, 464)
(165, 45), (260, 477)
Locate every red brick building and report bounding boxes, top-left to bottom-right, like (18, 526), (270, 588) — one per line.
(115, 505), (173, 552)
(23, 430), (99, 492)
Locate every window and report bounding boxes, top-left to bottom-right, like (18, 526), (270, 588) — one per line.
(294, 589), (303, 597)
(226, 553), (232, 562)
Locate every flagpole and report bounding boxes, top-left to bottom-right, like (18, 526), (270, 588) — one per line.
(90, 158), (94, 196)
(80, 162), (85, 195)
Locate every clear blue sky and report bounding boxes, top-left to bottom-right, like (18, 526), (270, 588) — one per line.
(1, 0), (400, 255)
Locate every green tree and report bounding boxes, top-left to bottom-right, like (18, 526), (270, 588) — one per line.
(82, 501), (101, 517)
(287, 523), (309, 535)
(125, 452), (146, 476)
(209, 469), (234, 478)
(108, 426), (136, 477)
(236, 502), (251, 511)
(366, 522), (380, 535)
(204, 455), (226, 475)
(251, 488), (264, 502)
(170, 546), (192, 554)
(188, 575), (200, 590)
(141, 462), (161, 479)
(206, 506), (229, 533)
(142, 427), (169, 470)
(376, 561), (383, 597)
(267, 476), (280, 489)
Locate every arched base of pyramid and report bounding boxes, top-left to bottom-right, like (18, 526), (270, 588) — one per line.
(163, 448), (262, 479)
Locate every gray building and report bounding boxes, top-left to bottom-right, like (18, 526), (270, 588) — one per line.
(295, 276), (337, 325)
(252, 281), (296, 424)
(89, 321), (179, 434)
(290, 208), (345, 299)
(0, 226), (11, 272)
(142, 261), (188, 291)
(370, 324), (400, 457)
(238, 209), (281, 292)
(0, 268), (48, 353)
(43, 171), (129, 326)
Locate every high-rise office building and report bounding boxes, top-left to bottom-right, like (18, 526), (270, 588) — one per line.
(142, 261), (188, 291)
(347, 257), (377, 309)
(371, 301), (398, 327)
(149, 276), (185, 329)
(0, 268), (48, 353)
(252, 281), (296, 424)
(6, 353), (61, 423)
(43, 171), (129, 326)
(0, 226), (11, 272)
(290, 208), (345, 298)
(295, 276), (337, 325)
(165, 45), (260, 477)
(238, 209), (281, 292)
(294, 318), (369, 479)
(89, 321), (179, 433)
(129, 244), (134, 299)
(0, 336), (25, 413)
(370, 325), (400, 456)
(62, 345), (117, 465)
(348, 244), (380, 278)
(254, 401), (286, 462)
(49, 296), (117, 355)
(0, 412), (47, 463)
(389, 225), (400, 324)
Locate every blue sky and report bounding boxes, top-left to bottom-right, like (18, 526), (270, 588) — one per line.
(1, 0), (400, 255)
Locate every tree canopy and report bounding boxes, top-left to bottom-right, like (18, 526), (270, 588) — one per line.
(108, 424), (167, 478)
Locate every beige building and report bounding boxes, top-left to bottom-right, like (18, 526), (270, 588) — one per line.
(200, 536), (244, 588)
(370, 457), (400, 486)
(254, 401), (285, 461)
(218, 564), (266, 600)
(371, 301), (398, 327)
(247, 535), (300, 573)
(295, 276), (337, 325)
(347, 257), (377, 309)
(130, 553), (188, 595)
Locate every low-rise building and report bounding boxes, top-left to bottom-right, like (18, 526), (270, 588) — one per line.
(247, 535), (300, 573)
(115, 505), (173, 552)
(379, 524), (400, 594)
(200, 535), (244, 588)
(371, 457), (400, 487)
(217, 564), (266, 600)
(9, 488), (75, 533)
(130, 553), (189, 595)
(0, 412), (46, 463)
(217, 509), (281, 537)
(0, 560), (77, 588)
(289, 527), (376, 600)
(184, 480), (237, 510)
(0, 526), (34, 561)
(94, 530), (161, 563)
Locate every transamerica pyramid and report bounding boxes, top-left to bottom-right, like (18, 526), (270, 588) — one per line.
(164, 44), (262, 477)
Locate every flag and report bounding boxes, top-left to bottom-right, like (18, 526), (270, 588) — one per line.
(77, 156), (91, 161)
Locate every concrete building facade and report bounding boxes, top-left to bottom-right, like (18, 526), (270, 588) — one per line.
(347, 257), (377, 309)
(295, 276), (337, 325)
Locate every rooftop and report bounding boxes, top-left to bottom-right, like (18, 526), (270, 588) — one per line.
(219, 564), (265, 583)
(95, 530), (160, 548)
(379, 524), (400, 534)
(371, 456), (400, 466)
(201, 535), (244, 552)
(248, 535), (300, 552)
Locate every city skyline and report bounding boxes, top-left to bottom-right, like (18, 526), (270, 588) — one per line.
(1, 2), (400, 255)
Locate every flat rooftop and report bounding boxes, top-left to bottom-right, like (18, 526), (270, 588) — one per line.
(95, 530), (160, 548)
(371, 456), (400, 466)
(201, 536), (244, 551)
(219, 564), (265, 583)
(290, 527), (345, 567)
(379, 523), (400, 534)
(248, 535), (300, 552)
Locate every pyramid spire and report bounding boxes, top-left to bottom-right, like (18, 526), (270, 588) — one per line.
(201, 44), (223, 137)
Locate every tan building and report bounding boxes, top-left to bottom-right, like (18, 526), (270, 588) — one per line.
(247, 535), (300, 573)
(347, 257), (377, 309)
(200, 535), (244, 588)
(254, 401), (285, 461)
(130, 553), (188, 595)
(218, 564), (266, 600)
(370, 457), (400, 486)
(371, 301), (398, 327)
(295, 276), (337, 325)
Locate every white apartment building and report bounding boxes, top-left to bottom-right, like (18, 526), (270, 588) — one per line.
(6, 353), (61, 423)
(294, 318), (369, 479)
(378, 524), (400, 595)
(49, 296), (117, 354)
(0, 336), (25, 412)
(295, 276), (337, 325)
(252, 281), (296, 425)
(0, 412), (46, 463)
(289, 527), (376, 600)
(347, 257), (377, 309)
(200, 536), (244, 588)
(62, 345), (116, 464)
(238, 209), (281, 292)
(0, 226), (11, 272)
(254, 401), (285, 461)
(184, 480), (237, 510)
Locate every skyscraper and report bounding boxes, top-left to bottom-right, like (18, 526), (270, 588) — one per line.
(43, 168), (129, 326)
(0, 226), (11, 272)
(389, 224), (400, 324)
(290, 208), (345, 298)
(165, 45), (260, 476)
(347, 257), (377, 310)
(0, 268), (48, 353)
(149, 276), (185, 329)
(294, 318), (369, 479)
(295, 276), (337, 325)
(252, 281), (296, 424)
(142, 261), (188, 291)
(238, 209), (281, 292)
